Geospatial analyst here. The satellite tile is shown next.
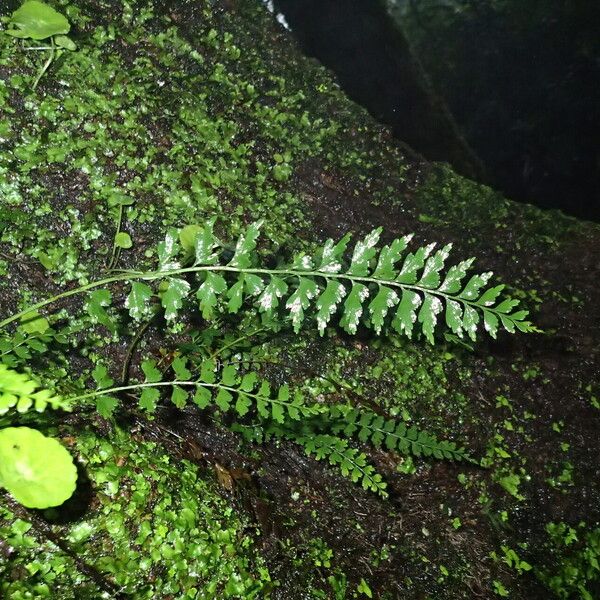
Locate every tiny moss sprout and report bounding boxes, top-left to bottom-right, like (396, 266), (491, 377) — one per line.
(3, 1), (76, 89)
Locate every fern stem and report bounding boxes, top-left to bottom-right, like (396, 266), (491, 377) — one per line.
(67, 379), (300, 411)
(31, 37), (55, 91)
(0, 273), (137, 329)
(209, 326), (267, 360)
(0, 264), (495, 329)
(107, 203), (124, 270)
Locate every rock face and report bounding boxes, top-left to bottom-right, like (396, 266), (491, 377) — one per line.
(0, 1), (599, 598)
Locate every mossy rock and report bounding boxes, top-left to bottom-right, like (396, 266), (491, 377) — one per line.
(0, 0), (599, 598)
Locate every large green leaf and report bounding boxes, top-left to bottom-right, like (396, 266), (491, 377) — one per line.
(0, 427), (77, 509)
(6, 1), (70, 41)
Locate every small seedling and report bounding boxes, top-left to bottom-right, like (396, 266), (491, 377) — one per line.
(3, 1), (76, 89)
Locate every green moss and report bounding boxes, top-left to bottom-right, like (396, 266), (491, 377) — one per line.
(1, 1), (598, 598)
(1, 428), (271, 598)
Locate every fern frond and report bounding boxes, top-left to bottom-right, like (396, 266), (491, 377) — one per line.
(126, 222), (540, 343)
(1, 220), (539, 345)
(0, 365), (69, 415)
(280, 430), (388, 497)
(78, 357), (317, 422)
(327, 405), (472, 462)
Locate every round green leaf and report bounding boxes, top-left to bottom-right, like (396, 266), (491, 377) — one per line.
(54, 34), (76, 51)
(115, 232), (133, 249)
(6, 1), (70, 41)
(179, 224), (203, 253)
(0, 427), (77, 508)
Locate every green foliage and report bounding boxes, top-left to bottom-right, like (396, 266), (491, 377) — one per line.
(4, 1), (70, 40)
(82, 357), (317, 424)
(138, 221), (536, 340)
(0, 219), (537, 498)
(2, 220), (538, 343)
(0, 328), (55, 367)
(0, 430), (273, 597)
(0, 363), (69, 415)
(540, 522), (600, 600)
(0, 426), (77, 509)
(295, 434), (388, 496)
(327, 405), (471, 461)
(0, 366), (76, 508)
(74, 355), (468, 495)
(3, 1), (76, 89)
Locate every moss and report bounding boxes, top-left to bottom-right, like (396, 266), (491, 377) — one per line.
(1, 427), (271, 598)
(0, 0), (599, 598)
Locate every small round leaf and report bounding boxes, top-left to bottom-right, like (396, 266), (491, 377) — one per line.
(0, 427), (77, 508)
(115, 232), (133, 249)
(54, 35), (76, 51)
(6, 1), (70, 41)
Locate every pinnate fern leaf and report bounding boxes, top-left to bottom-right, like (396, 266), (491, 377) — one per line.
(327, 405), (471, 462)
(125, 221), (537, 342)
(0, 365), (69, 415)
(294, 434), (388, 496)
(89, 358), (314, 423)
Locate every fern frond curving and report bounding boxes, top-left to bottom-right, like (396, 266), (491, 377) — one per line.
(0, 365), (69, 415)
(1, 220), (539, 345)
(298, 434), (388, 496)
(327, 405), (472, 462)
(121, 221), (539, 343)
(273, 430), (388, 497)
(78, 357), (318, 422)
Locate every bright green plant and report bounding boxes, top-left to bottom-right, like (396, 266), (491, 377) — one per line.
(0, 426), (77, 509)
(2, 220), (537, 339)
(0, 221), (538, 497)
(0, 365), (76, 509)
(539, 522), (600, 599)
(3, 1), (76, 89)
